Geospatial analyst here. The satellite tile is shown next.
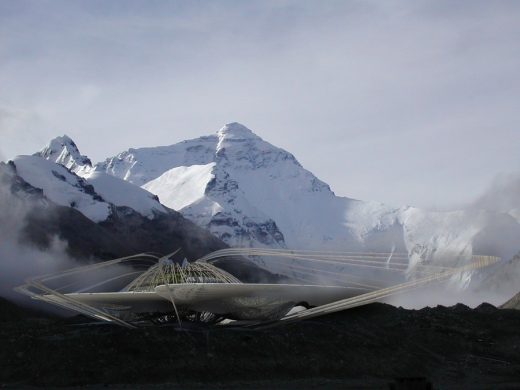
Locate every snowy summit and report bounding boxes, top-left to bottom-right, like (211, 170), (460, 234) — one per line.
(36, 135), (92, 174)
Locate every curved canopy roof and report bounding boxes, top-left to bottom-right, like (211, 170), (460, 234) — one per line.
(123, 261), (241, 292)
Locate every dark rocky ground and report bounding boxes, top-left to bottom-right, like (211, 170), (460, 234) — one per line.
(1, 298), (520, 389)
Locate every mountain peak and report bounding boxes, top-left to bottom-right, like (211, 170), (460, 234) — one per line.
(36, 135), (92, 172)
(217, 122), (259, 140)
(43, 135), (77, 152)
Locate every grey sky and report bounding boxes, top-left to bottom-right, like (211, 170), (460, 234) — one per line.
(1, 0), (519, 209)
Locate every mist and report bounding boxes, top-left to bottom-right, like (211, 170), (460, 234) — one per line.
(471, 172), (520, 215)
(0, 171), (79, 302)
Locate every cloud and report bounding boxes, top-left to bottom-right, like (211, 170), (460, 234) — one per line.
(471, 172), (520, 214)
(0, 1), (519, 208)
(0, 169), (79, 302)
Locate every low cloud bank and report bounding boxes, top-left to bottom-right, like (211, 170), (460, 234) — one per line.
(0, 171), (78, 303)
(394, 172), (520, 308)
(472, 172), (520, 216)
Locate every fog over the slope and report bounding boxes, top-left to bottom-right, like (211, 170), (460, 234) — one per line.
(472, 173), (520, 215)
(0, 180), (79, 301)
(1, 0), (519, 209)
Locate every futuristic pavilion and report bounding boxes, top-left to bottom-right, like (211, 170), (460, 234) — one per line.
(15, 248), (500, 329)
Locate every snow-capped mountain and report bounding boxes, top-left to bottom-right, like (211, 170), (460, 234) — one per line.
(96, 122), (520, 273)
(14, 155), (168, 221)
(97, 123), (405, 251)
(14, 155), (111, 222)
(35, 135), (92, 175)
(27, 124), (520, 294)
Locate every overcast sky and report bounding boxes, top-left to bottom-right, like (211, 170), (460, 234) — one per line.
(1, 0), (519, 209)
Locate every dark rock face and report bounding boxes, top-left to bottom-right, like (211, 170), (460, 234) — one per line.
(22, 202), (127, 260)
(1, 300), (519, 388)
(201, 163), (288, 248)
(208, 212), (285, 247)
(243, 218), (285, 246)
(97, 205), (226, 261)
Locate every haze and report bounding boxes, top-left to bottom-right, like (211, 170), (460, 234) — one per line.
(1, 0), (519, 209)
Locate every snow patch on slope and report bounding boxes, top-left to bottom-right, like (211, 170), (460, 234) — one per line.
(31, 135), (171, 220)
(97, 136), (217, 186)
(84, 171), (167, 218)
(142, 163), (216, 211)
(14, 156), (110, 222)
(180, 197), (224, 226)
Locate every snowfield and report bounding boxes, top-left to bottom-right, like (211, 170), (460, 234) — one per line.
(14, 155), (110, 222)
(16, 147), (169, 222)
(143, 163), (216, 211)
(83, 170), (167, 218)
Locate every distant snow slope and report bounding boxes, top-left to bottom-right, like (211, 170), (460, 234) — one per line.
(83, 170), (167, 218)
(14, 155), (110, 222)
(143, 163), (216, 210)
(98, 135), (217, 186)
(18, 139), (170, 222)
(96, 122), (520, 279)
